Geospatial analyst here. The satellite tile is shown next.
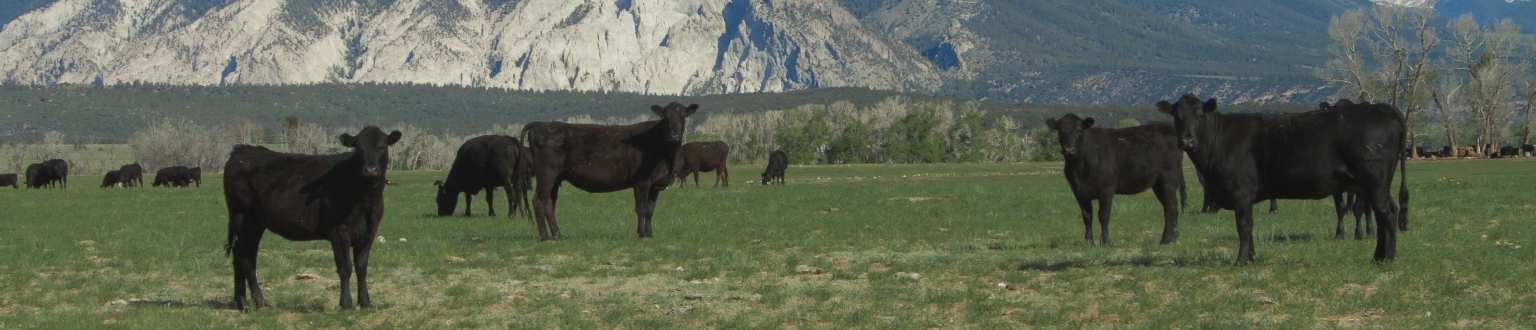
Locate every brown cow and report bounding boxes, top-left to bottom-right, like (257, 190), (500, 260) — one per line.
(675, 141), (730, 187)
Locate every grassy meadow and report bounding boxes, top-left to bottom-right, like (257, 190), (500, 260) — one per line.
(0, 159), (1531, 328)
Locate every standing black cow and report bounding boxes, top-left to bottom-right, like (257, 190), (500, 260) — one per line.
(102, 170), (122, 188)
(154, 166), (188, 187)
(434, 135), (528, 217)
(675, 141), (730, 187)
(1046, 114), (1186, 245)
(40, 159), (68, 188)
(119, 163), (144, 188)
(518, 102), (698, 240)
(1157, 95), (1407, 263)
(0, 173), (17, 188)
(1522, 144), (1535, 157)
(762, 150), (788, 185)
(181, 167), (203, 187)
(223, 126), (402, 310)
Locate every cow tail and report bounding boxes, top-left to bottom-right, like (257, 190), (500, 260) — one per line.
(224, 215), (239, 257)
(515, 130), (535, 225)
(1179, 176), (1188, 213)
(1398, 133), (1409, 232)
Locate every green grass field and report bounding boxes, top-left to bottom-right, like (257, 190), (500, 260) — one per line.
(0, 160), (1531, 328)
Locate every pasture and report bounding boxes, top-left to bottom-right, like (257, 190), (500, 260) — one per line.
(0, 160), (1531, 328)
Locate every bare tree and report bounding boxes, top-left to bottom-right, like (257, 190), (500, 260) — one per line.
(1445, 15), (1526, 155)
(1366, 5), (1439, 157)
(1322, 9), (1372, 101)
(1428, 67), (1465, 156)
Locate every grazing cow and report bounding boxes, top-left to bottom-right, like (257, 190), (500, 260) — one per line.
(102, 170), (122, 188)
(1498, 146), (1519, 158)
(119, 163), (144, 188)
(518, 102), (699, 240)
(1522, 144), (1535, 157)
(1156, 95), (1407, 263)
(24, 163), (41, 188)
(434, 135), (528, 217)
(762, 150), (788, 185)
(675, 141), (730, 187)
(1046, 114), (1186, 245)
(181, 167), (203, 187)
(154, 166), (188, 187)
(0, 173), (17, 188)
(222, 126), (403, 310)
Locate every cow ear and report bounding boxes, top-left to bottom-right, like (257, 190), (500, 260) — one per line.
(1202, 98), (1219, 113)
(684, 104), (700, 117)
(1318, 101), (1331, 110)
(387, 131), (403, 145)
(433, 180), (443, 186)
(651, 105), (665, 118)
(339, 133), (357, 148)
(1155, 101), (1173, 114)
(1045, 118), (1058, 130)
(1081, 118), (1095, 129)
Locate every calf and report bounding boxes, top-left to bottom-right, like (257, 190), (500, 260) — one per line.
(223, 126), (402, 310)
(519, 102), (698, 240)
(0, 173), (17, 188)
(1157, 95), (1407, 263)
(762, 150), (788, 185)
(119, 163), (144, 188)
(154, 166), (188, 187)
(675, 141), (730, 187)
(435, 135), (528, 217)
(102, 170), (122, 188)
(1046, 114), (1186, 245)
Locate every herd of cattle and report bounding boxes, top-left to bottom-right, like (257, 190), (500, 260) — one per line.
(1, 97), (1511, 310)
(0, 161), (203, 189)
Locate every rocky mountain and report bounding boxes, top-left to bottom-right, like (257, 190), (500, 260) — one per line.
(0, 0), (938, 95)
(0, 0), (1530, 104)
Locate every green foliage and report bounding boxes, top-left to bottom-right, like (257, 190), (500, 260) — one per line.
(884, 105), (946, 163)
(774, 109), (833, 165)
(1029, 125), (1062, 162)
(947, 108), (986, 163)
(1113, 118), (1140, 129)
(825, 115), (877, 164)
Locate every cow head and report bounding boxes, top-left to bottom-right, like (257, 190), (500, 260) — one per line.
(651, 102), (700, 144)
(1156, 94), (1218, 152)
(1045, 114), (1094, 157)
(761, 172), (771, 185)
(433, 180), (457, 216)
(339, 126), (404, 180)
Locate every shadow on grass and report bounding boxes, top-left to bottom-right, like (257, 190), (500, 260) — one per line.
(1010, 251), (1233, 271)
(1263, 231), (1316, 243)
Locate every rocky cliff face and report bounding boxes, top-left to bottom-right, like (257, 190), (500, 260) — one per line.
(0, 0), (940, 94)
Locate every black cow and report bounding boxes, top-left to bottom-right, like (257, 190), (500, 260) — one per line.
(1046, 114), (1186, 245)
(518, 102), (698, 240)
(222, 126), (402, 310)
(0, 173), (17, 188)
(675, 141), (730, 187)
(40, 159), (68, 188)
(119, 163), (144, 188)
(435, 135), (528, 217)
(102, 170), (122, 188)
(1498, 146), (1518, 158)
(1522, 144), (1535, 157)
(1156, 95), (1407, 263)
(24, 163), (41, 188)
(762, 150), (788, 185)
(154, 166), (188, 187)
(181, 167), (203, 187)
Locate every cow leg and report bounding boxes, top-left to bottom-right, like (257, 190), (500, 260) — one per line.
(1333, 193), (1348, 240)
(1268, 199), (1278, 213)
(1153, 178), (1181, 244)
(1076, 198), (1094, 244)
(502, 184), (516, 218)
(485, 187), (497, 216)
(634, 185), (655, 238)
(1234, 197), (1258, 264)
(463, 191), (474, 216)
(719, 165), (728, 187)
(548, 184), (563, 239)
(233, 229), (266, 310)
(1368, 187), (1399, 261)
(693, 170), (700, 187)
(329, 229), (355, 308)
(1097, 194), (1114, 246)
(352, 237), (374, 308)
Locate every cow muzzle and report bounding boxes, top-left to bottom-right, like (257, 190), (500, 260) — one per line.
(1178, 138), (1197, 151)
(362, 166), (381, 177)
(1061, 147), (1076, 156)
